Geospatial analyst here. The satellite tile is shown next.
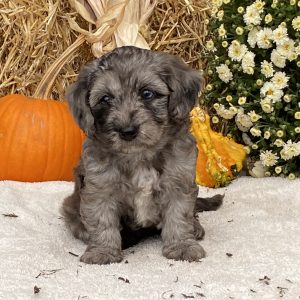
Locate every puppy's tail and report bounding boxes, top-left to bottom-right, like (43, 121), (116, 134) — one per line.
(194, 194), (224, 213)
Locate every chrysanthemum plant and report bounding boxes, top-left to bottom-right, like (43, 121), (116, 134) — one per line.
(202, 0), (300, 179)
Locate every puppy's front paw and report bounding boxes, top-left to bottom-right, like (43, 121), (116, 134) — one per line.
(162, 240), (205, 262)
(80, 246), (123, 265)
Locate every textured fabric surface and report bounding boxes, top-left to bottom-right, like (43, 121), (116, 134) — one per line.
(0, 177), (299, 300)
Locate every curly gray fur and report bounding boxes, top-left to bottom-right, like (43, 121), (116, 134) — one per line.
(61, 46), (206, 264)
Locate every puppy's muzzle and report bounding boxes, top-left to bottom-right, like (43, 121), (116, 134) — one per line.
(116, 126), (139, 141)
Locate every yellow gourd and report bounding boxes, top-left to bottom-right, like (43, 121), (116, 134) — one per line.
(190, 106), (246, 188)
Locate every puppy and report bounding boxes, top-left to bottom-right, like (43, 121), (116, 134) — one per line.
(62, 46), (207, 264)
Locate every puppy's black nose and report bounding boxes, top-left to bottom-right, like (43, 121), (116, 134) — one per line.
(118, 126), (139, 141)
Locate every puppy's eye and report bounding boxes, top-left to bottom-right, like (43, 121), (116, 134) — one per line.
(101, 95), (112, 103)
(141, 89), (156, 100)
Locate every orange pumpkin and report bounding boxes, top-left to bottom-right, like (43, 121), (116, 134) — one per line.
(0, 94), (85, 182)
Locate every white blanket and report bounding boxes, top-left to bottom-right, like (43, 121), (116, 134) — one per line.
(0, 177), (299, 300)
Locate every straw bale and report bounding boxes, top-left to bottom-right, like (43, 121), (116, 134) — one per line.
(0, 0), (93, 99)
(0, 0), (210, 99)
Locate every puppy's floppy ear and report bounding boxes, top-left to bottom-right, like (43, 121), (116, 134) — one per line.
(66, 60), (99, 136)
(159, 54), (202, 123)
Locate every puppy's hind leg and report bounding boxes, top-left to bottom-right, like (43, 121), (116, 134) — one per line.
(61, 193), (89, 243)
(193, 194), (224, 240)
(61, 170), (89, 243)
(194, 218), (205, 240)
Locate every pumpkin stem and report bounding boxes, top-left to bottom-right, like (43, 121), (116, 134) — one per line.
(33, 34), (86, 99)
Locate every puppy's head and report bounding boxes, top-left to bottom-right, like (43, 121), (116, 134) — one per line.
(67, 46), (202, 153)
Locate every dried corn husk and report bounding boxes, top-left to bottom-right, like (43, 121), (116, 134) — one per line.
(68, 0), (156, 56)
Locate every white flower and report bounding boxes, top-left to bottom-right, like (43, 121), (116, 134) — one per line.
(256, 79), (263, 86)
(228, 41), (248, 61)
(283, 94), (292, 103)
(261, 60), (274, 78)
(211, 7), (218, 16)
(276, 130), (284, 137)
(216, 64), (233, 83)
(271, 72), (289, 89)
(260, 98), (274, 113)
(275, 166), (282, 174)
(212, 116), (219, 124)
(243, 5), (262, 26)
(235, 108), (253, 131)
(274, 139), (285, 147)
(288, 173), (296, 180)
(249, 161), (267, 178)
(238, 6), (245, 13)
(212, 0), (223, 8)
(242, 51), (255, 74)
(244, 66), (254, 74)
(264, 13), (272, 24)
(229, 106), (238, 114)
(226, 95), (233, 102)
(236, 27), (244, 35)
(247, 27), (259, 48)
(254, 0), (265, 12)
(277, 39), (295, 58)
(288, 52), (298, 61)
(222, 41), (228, 48)
(238, 97), (247, 105)
(217, 10), (224, 20)
(206, 40), (215, 51)
(264, 131), (271, 139)
(273, 26), (289, 45)
(260, 150), (279, 166)
(280, 149), (293, 160)
(292, 16), (300, 31)
(215, 104), (237, 119)
(280, 140), (300, 160)
(247, 110), (262, 122)
(250, 127), (262, 137)
(271, 49), (286, 68)
(213, 103), (220, 110)
(218, 24), (227, 37)
(256, 28), (273, 49)
(260, 82), (283, 102)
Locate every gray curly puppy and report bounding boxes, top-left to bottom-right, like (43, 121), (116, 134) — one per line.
(62, 46), (210, 265)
